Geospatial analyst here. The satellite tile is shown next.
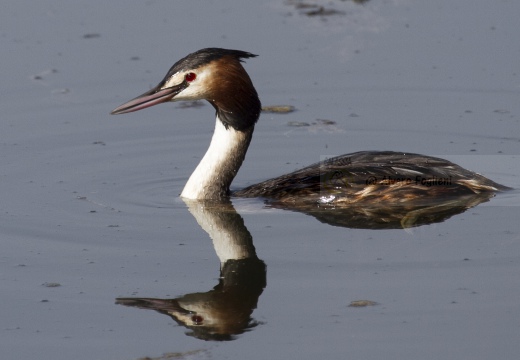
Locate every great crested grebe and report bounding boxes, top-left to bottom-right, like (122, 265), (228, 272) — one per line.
(111, 48), (509, 204)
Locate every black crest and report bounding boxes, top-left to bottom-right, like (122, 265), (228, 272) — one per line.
(165, 48), (258, 78)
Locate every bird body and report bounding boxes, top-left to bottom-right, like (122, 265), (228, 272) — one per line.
(111, 48), (508, 204)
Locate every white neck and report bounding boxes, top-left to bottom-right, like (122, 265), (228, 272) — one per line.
(181, 116), (253, 199)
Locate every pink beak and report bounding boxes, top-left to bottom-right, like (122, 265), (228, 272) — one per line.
(110, 81), (187, 115)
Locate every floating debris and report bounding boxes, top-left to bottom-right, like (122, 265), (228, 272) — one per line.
(83, 33), (101, 39)
(285, 0), (369, 18)
(42, 282), (61, 288)
(316, 119), (336, 125)
(348, 300), (378, 307)
(287, 121), (310, 127)
(305, 6), (345, 17)
(262, 105), (296, 113)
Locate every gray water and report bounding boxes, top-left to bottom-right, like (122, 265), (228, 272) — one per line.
(2, 1), (520, 359)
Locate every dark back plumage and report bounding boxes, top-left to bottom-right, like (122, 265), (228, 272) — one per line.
(234, 151), (510, 205)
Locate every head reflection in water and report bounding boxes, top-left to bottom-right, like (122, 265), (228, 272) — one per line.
(117, 257), (266, 341)
(116, 200), (266, 341)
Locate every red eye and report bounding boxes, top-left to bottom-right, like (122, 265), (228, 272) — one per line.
(185, 72), (197, 82)
(191, 315), (203, 324)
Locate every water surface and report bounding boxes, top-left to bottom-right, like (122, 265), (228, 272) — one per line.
(2, 1), (519, 359)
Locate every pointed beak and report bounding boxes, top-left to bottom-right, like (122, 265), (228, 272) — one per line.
(110, 80), (188, 115)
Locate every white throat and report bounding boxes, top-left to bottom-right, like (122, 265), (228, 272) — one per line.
(181, 115), (253, 199)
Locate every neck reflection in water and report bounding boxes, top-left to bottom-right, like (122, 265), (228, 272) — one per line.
(116, 199), (266, 341)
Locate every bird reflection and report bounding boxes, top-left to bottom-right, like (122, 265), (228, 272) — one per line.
(116, 189), (502, 341)
(266, 192), (499, 229)
(116, 200), (266, 341)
